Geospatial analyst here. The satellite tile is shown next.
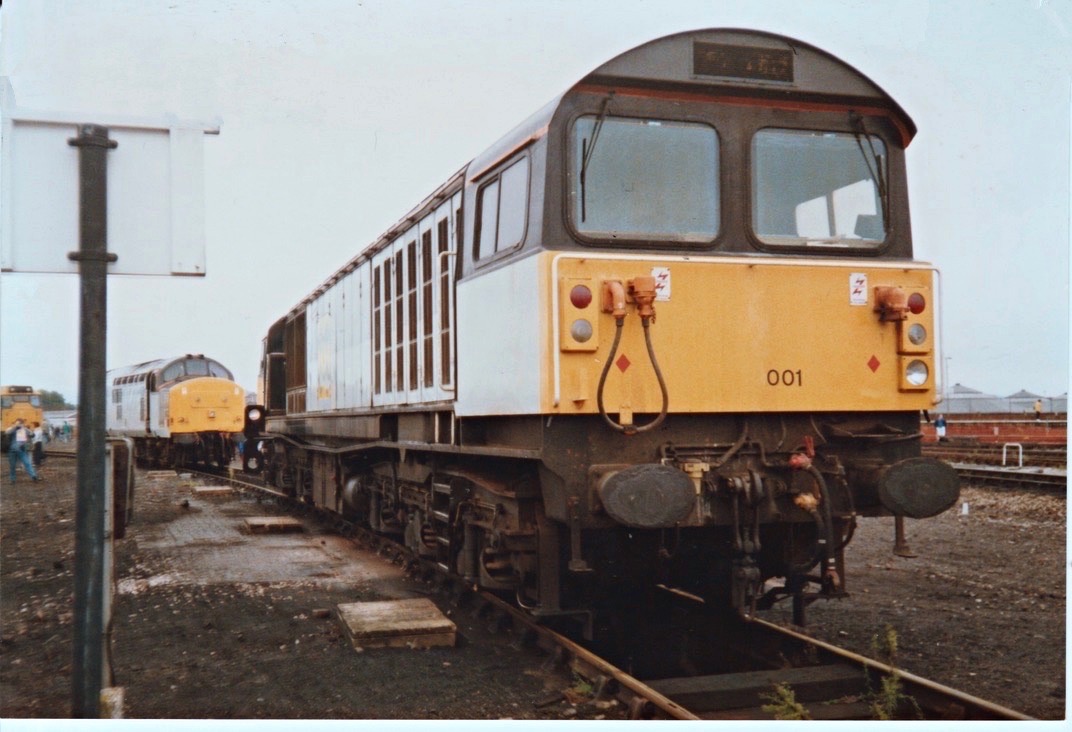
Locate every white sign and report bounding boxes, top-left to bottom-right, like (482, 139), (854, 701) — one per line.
(849, 272), (868, 305)
(0, 78), (219, 276)
(651, 266), (671, 301)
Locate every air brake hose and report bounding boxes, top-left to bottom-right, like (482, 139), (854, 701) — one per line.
(596, 317), (626, 432)
(596, 314), (669, 435)
(639, 316), (669, 431)
(786, 508), (825, 576)
(786, 457), (838, 579)
(806, 464), (838, 579)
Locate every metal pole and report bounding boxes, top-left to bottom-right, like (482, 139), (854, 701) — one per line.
(67, 124), (117, 718)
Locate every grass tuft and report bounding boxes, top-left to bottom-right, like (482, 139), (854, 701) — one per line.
(866, 624), (923, 720)
(760, 682), (812, 720)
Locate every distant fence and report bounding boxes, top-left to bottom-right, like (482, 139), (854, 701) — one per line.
(922, 413), (1067, 444)
(942, 397), (1067, 415)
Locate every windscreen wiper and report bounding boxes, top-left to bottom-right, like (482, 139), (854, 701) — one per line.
(580, 92), (614, 222)
(849, 111), (889, 233)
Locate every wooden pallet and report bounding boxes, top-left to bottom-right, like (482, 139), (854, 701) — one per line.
(194, 486), (232, 496)
(244, 516), (304, 533)
(336, 598), (457, 650)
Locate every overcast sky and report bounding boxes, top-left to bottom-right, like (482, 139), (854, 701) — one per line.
(0, 0), (1069, 405)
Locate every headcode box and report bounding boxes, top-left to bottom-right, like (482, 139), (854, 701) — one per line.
(0, 77), (219, 276)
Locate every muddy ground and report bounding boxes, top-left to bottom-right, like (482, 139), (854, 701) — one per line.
(1, 457), (1066, 720)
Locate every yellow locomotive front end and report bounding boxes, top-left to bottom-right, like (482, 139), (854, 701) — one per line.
(544, 251), (958, 529)
(538, 252), (958, 615)
(1, 386), (44, 432)
(161, 374), (245, 467)
(1, 386), (44, 452)
(165, 377), (246, 436)
(550, 253), (939, 418)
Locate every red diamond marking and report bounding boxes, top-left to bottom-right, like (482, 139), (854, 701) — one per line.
(616, 354), (632, 373)
(867, 355), (881, 373)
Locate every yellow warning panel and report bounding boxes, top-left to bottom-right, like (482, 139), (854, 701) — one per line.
(543, 251), (939, 414)
(337, 598), (457, 650)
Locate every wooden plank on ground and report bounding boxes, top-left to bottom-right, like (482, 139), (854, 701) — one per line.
(336, 598), (456, 650)
(194, 486), (232, 496)
(244, 516), (304, 533)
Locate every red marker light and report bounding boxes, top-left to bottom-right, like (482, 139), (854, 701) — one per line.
(907, 293), (926, 314)
(570, 284), (593, 309)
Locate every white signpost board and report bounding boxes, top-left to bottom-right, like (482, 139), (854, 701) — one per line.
(0, 77), (218, 276)
(0, 75), (219, 717)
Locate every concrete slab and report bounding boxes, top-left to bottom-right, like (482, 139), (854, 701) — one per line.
(337, 598), (456, 650)
(120, 486), (406, 590)
(245, 517), (304, 533)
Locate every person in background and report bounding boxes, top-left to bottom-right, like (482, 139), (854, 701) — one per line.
(31, 421), (47, 469)
(934, 414), (947, 442)
(62, 421), (72, 443)
(6, 419), (41, 483)
(1034, 399), (1043, 421)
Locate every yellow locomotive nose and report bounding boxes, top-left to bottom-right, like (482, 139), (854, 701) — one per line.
(168, 378), (245, 434)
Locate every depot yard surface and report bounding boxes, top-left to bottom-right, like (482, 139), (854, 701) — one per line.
(1, 459), (1065, 720)
(768, 486), (1066, 720)
(0, 461), (597, 720)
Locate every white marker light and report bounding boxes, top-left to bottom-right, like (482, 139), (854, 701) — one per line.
(905, 360), (928, 386)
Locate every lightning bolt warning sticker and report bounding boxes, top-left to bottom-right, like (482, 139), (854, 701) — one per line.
(849, 272), (868, 305)
(651, 266), (671, 301)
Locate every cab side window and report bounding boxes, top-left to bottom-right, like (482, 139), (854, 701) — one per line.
(162, 363), (184, 382)
(475, 157), (529, 261)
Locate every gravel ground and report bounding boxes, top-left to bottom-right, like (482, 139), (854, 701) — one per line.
(0, 459), (614, 721)
(762, 484), (1066, 720)
(1, 458), (1066, 720)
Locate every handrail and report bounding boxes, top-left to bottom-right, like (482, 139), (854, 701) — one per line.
(1002, 442), (1023, 468)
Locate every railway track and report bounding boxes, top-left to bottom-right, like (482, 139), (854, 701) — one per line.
(477, 587), (1033, 720)
(177, 463), (1033, 721)
(923, 442), (1066, 469)
(921, 441), (1066, 491)
(948, 462), (1066, 491)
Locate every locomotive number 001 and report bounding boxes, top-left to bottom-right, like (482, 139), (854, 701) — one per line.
(766, 369), (803, 387)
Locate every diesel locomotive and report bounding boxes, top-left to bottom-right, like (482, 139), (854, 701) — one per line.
(244, 28), (959, 632)
(0, 385), (44, 452)
(106, 354), (245, 467)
